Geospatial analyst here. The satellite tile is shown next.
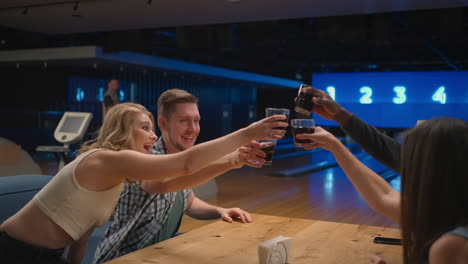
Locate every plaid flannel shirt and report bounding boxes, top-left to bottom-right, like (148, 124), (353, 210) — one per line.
(93, 138), (192, 264)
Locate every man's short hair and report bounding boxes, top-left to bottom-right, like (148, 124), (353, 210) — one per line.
(108, 77), (119, 83)
(157, 89), (198, 118)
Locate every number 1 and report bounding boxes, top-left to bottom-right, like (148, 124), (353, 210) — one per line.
(326, 86), (336, 100)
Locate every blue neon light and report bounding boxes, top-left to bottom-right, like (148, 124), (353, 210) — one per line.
(98, 87), (104, 102)
(326, 86), (336, 100)
(119, 90), (125, 101)
(359, 86), (373, 104)
(311, 71), (468, 128)
(76, 87), (84, 102)
(393, 86), (407, 104)
(432, 86), (447, 104)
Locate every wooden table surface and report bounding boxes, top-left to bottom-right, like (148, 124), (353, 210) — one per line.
(104, 213), (402, 264)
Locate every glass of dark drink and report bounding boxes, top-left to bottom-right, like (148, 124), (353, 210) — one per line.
(256, 139), (277, 165)
(265, 108), (290, 138)
(295, 84), (317, 115)
(291, 119), (316, 146)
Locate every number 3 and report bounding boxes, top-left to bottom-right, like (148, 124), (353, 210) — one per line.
(393, 86), (407, 104)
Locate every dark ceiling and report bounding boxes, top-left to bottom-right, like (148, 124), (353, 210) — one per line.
(2, 7), (468, 81)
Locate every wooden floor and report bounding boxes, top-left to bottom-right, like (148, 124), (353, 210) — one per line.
(36, 150), (400, 233)
(178, 155), (399, 232)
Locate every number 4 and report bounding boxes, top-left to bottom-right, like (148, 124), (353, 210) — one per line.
(432, 86), (447, 104)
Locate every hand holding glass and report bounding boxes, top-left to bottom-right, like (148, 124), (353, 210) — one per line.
(295, 84), (318, 115)
(256, 139), (276, 165)
(265, 108), (290, 138)
(291, 119), (316, 146)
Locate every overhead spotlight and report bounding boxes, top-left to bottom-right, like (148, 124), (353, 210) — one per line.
(73, 2), (79, 11)
(147, 0), (152, 5)
(22, 7), (29, 15)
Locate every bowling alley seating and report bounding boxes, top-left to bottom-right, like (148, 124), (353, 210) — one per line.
(0, 173), (111, 264)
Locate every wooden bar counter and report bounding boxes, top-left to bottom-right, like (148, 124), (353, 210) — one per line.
(104, 213), (402, 264)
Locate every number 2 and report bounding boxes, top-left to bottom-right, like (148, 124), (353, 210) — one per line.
(360, 86), (373, 104)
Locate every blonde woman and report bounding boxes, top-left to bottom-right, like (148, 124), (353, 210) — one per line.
(0, 102), (287, 264)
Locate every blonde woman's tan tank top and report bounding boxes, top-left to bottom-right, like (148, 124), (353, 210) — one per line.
(34, 149), (123, 240)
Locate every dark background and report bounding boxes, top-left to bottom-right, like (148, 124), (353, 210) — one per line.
(1, 5), (468, 151)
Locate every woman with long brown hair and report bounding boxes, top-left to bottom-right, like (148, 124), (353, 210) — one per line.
(297, 118), (468, 263)
(0, 102), (288, 264)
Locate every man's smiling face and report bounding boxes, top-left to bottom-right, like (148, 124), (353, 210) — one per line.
(160, 102), (200, 153)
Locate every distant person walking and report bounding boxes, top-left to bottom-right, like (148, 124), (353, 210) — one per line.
(102, 78), (120, 120)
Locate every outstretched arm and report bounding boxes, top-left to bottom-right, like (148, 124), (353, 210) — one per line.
(142, 141), (266, 193)
(303, 86), (401, 171)
(297, 127), (401, 223)
(76, 115), (287, 190)
(340, 115), (401, 172)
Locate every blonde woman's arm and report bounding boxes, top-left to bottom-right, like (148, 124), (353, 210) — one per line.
(142, 141), (265, 193)
(76, 115), (287, 190)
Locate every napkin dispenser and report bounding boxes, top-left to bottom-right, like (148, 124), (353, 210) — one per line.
(258, 235), (292, 264)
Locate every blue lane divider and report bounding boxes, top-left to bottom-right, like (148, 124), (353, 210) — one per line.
(273, 148), (323, 159)
(275, 143), (297, 151)
(274, 142), (360, 160)
(276, 137), (294, 145)
(270, 153), (370, 177)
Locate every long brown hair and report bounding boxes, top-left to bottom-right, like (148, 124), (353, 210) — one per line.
(400, 118), (468, 263)
(79, 103), (154, 154)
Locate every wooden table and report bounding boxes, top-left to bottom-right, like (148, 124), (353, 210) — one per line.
(104, 214), (402, 264)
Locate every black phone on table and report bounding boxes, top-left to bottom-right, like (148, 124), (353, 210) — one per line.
(373, 236), (402, 245)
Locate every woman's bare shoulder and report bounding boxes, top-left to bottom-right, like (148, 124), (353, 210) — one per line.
(429, 232), (468, 264)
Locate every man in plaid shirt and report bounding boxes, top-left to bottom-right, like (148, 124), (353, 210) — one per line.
(93, 89), (267, 263)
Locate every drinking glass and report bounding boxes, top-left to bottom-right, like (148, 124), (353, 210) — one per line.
(291, 119), (316, 146)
